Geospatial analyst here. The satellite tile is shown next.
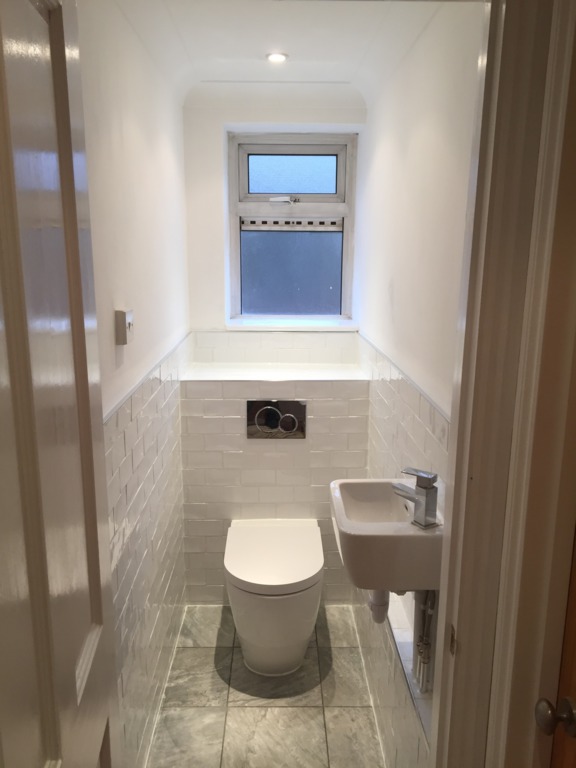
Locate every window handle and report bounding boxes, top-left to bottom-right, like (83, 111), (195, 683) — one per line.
(269, 196), (300, 204)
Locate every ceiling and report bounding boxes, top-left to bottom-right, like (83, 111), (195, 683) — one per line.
(113, 0), (401, 98)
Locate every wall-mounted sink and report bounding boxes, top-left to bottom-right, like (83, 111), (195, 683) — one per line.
(329, 479), (443, 592)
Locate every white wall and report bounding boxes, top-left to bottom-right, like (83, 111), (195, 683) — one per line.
(77, 0), (190, 416)
(354, 3), (487, 415)
(183, 83), (366, 329)
(79, 0), (485, 418)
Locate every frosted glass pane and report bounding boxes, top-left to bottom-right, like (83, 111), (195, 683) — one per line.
(248, 154), (337, 194)
(241, 231), (342, 314)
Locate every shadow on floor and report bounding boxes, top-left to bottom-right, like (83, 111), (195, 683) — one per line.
(214, 603), (333, 697)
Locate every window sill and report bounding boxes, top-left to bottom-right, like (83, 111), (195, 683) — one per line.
(225, 315), (358, 332)
(181, 362), (369, 381)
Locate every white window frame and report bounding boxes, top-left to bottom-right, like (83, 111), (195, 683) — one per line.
(227, 132), (357, 322)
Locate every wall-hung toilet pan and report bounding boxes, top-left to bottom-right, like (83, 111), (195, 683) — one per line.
(224, 519), (324, 676)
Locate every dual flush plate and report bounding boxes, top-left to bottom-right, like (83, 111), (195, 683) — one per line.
(246, 400), (306, 439)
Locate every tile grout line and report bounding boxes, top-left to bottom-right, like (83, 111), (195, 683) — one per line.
(218, 622), (236, 768)
(142, 603), (187, 768)
(318, 623), (331, 768)
(351, 605), (387, 768)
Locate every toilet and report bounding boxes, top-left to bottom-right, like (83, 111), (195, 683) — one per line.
(224, 519), (324, 676)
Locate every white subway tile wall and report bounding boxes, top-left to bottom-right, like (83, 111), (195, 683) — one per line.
(104, 351), (184, 768)
(101, 330), (449, 768)
(355, 335), (451, 767)
(180, 378), (369, 604)
(359, 335), (450, 484)
(186, 330), (360, 365)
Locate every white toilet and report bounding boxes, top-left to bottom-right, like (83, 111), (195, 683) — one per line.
(224, 519), (324, 676)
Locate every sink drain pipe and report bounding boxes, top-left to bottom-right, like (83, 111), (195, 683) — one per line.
(368, 590), (390, 623)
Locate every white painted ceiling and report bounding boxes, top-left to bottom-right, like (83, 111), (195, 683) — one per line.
(114, 0), (397, 97)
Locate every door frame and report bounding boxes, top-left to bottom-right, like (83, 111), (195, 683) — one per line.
(485, 2), (576, 763)
(432, 0), (576, 765)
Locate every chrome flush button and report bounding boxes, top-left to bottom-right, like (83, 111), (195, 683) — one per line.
(247, 400), (306, 439)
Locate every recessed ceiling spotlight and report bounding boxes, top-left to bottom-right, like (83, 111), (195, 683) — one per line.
(267, 52), (288, 64)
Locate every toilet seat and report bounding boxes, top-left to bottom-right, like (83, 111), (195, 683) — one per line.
(224, 519), (324, 596)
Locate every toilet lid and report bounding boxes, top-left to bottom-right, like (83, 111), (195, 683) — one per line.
(224, 521), (324, 596)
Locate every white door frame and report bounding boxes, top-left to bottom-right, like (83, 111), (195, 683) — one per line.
(485, 1), (576, 763)
(432, 0), (576, 765)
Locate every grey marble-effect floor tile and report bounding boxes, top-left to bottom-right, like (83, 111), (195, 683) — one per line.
(178, 605), (235, 647)
(316, 604), (359, 647)
(147, 707), (226, 768)
(319, 647), (371, 706)
(162, 648), (232, 707)
(228, 647), (322, 707)
(221, 707), (328, 768)
(325, 707), (385, 768)
(397, 640), (414, 665)
(417, 697), (433, 741)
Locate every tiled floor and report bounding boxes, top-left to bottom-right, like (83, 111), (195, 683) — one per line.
(147, 604), (385, 768)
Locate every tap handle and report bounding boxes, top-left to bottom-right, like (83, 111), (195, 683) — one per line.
(401, 467), (438, 488)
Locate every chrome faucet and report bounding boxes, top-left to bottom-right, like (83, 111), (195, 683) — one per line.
(392, 468), (438, 529)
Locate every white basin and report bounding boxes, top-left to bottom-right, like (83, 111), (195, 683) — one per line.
(329, 479), (443, 592)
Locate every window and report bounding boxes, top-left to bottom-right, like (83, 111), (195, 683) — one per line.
(228, 133), (356, 320)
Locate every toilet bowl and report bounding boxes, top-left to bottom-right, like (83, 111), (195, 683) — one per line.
(224, 519), (324, 676)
